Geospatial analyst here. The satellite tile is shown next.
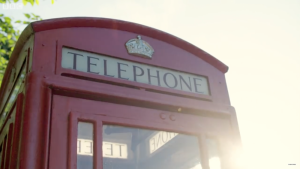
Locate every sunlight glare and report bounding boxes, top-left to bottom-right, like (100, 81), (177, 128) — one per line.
(209, 157), (221, 169)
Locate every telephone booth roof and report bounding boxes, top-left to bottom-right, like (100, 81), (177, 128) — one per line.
(0, 17), (230, 107)
(8, 17), (228, 75)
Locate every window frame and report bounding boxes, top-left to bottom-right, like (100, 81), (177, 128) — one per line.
(68, 111), (208, 169)
(68, 112), (102, 169)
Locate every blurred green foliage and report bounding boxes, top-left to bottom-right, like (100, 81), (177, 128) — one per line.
(0, 0), (44, 85)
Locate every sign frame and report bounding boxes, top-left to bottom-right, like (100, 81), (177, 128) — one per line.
(55, 42), (213, 101)
(61, 47), (210, 95)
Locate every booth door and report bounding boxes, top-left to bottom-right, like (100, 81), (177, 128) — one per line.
(49, 95), (224, 169)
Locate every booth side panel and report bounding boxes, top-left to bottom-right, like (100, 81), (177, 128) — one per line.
(0, 35), (34, 124)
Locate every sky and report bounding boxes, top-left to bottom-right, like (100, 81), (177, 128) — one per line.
(2, 0), (300, 168)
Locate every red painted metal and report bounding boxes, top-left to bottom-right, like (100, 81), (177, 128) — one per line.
(51, 97), (215, 169)
(0, 17), (229, 106)
(68, 112), (78, 169)
(1, 137), (7, 169)
(19, 74), (50, 169)
(44, 34), (230, 105)
(4, 123), (13, 169)
(9, 93), (24, 169)
(68, 112), (103, 169)
(0, 101), (16, 136)
(44, 88), (52, 169)
(43, 73), (231, 115)
(32, 17), (228, 73)
(0, 17), (242, 169)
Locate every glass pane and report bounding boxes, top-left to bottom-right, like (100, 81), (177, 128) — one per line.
(103, 125), (202, 169)
(0, 66), (26, 129)
(207, 138), (221, 169)
(77, 122), (93, 169)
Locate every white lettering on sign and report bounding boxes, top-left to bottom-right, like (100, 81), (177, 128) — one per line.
(77, 139), (93, 156)
(77, 139), (128, 159)
(62, 48), (210, 95)
(102, 141), (128, 159)
(149, 131), (178, 154)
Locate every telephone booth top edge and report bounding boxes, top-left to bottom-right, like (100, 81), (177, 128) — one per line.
(0, 17), (232, 108)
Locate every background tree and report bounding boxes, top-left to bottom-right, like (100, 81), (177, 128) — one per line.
(0, 0), (45, 85)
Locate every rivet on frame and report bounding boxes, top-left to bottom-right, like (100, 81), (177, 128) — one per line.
(160, 113), (167, 120)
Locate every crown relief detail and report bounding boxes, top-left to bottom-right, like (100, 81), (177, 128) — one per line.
(125, 35), (154, 59)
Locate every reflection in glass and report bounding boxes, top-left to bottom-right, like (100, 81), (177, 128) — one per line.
(149, 131), (178, 154)
(0, 67), (26, 129)
(207, 138), (221, 169)
(102, 125), (202, 169)
(103, 141), (128, 159)
(77, 122), (93, 169)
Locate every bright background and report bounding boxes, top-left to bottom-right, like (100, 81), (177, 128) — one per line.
(2, 0), (300, 169)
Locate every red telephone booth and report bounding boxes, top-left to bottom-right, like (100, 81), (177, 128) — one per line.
(0, 17), (242, 169)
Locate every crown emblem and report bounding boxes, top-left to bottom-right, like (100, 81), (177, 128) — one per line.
(125, 35), (154, 59)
